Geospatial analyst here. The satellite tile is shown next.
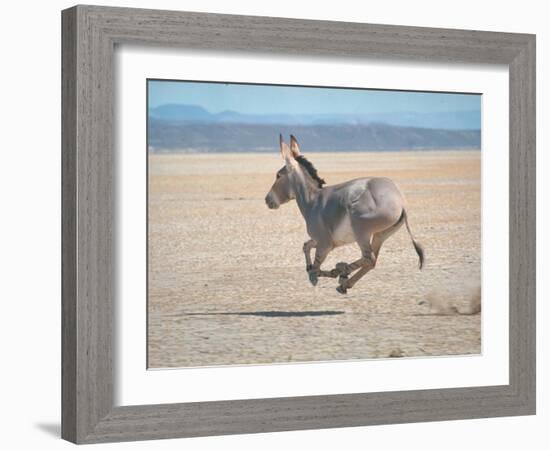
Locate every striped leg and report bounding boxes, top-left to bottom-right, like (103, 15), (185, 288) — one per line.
(303, 239), (316, 272)
(336, 241), (376, 294)
(336, 222), (402, 294)
(307, 245), (332, 286)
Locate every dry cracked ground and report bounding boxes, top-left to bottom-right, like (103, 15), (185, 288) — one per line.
(147, 150), (481, 368)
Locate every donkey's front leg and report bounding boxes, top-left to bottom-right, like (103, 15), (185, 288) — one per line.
(307, 246), (331, 286)
(303, 239), (316, 272)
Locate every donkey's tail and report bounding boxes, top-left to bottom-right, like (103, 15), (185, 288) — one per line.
(402, 209), (425, 270)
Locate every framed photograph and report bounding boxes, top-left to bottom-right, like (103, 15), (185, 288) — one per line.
(62, 5), (535, 444)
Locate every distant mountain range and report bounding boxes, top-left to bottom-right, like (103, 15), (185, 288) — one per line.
(149, 103), (481, 129)
(148, 104), (481, 152)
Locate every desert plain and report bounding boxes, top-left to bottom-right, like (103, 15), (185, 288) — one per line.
(147, 150), (481, 368)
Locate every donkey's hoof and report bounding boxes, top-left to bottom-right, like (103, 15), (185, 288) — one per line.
(308, 271), (318, 286)
(336, 285), (348, 295)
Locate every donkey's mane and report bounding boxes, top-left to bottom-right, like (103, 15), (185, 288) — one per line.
(295, 155), (326, 188)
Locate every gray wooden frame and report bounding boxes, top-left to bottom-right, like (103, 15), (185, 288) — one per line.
(61, 4), (536, 444)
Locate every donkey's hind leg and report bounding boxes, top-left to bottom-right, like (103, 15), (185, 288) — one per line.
(336, 233), (387, 294)
(336, 254), (376, 294)
(336, 219), (404, 294)
(336, 233), (376, 294)
(336, 264), (372, 294)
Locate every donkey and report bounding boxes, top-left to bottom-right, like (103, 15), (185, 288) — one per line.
(265, 135), (424, 294)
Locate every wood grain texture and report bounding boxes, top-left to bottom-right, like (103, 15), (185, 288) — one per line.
(61, 7), (77, 443)
(61, 4), (536, 444)
(508, 36), (536, 408)
(62, 5), (114, 442)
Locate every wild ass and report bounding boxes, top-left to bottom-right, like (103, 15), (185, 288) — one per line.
(265, 135), (424, 294)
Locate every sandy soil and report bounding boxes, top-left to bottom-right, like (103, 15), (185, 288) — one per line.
(147, 151), (481, 368)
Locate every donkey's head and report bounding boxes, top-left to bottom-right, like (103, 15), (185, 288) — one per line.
(265, 135), (325, 209)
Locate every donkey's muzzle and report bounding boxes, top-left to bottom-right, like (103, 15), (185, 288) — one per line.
(265, 195), (279, 209)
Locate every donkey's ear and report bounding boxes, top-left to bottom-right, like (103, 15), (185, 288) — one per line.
(290, 134), (301, 157)
(280, 134), (297, 168)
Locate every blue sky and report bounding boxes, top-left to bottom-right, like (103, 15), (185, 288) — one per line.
(148, 79), (481, 117)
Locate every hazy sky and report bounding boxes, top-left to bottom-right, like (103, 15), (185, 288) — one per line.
(148, 79), (481, 116)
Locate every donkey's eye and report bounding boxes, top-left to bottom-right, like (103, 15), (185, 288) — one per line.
(276, 173), (281, 179)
